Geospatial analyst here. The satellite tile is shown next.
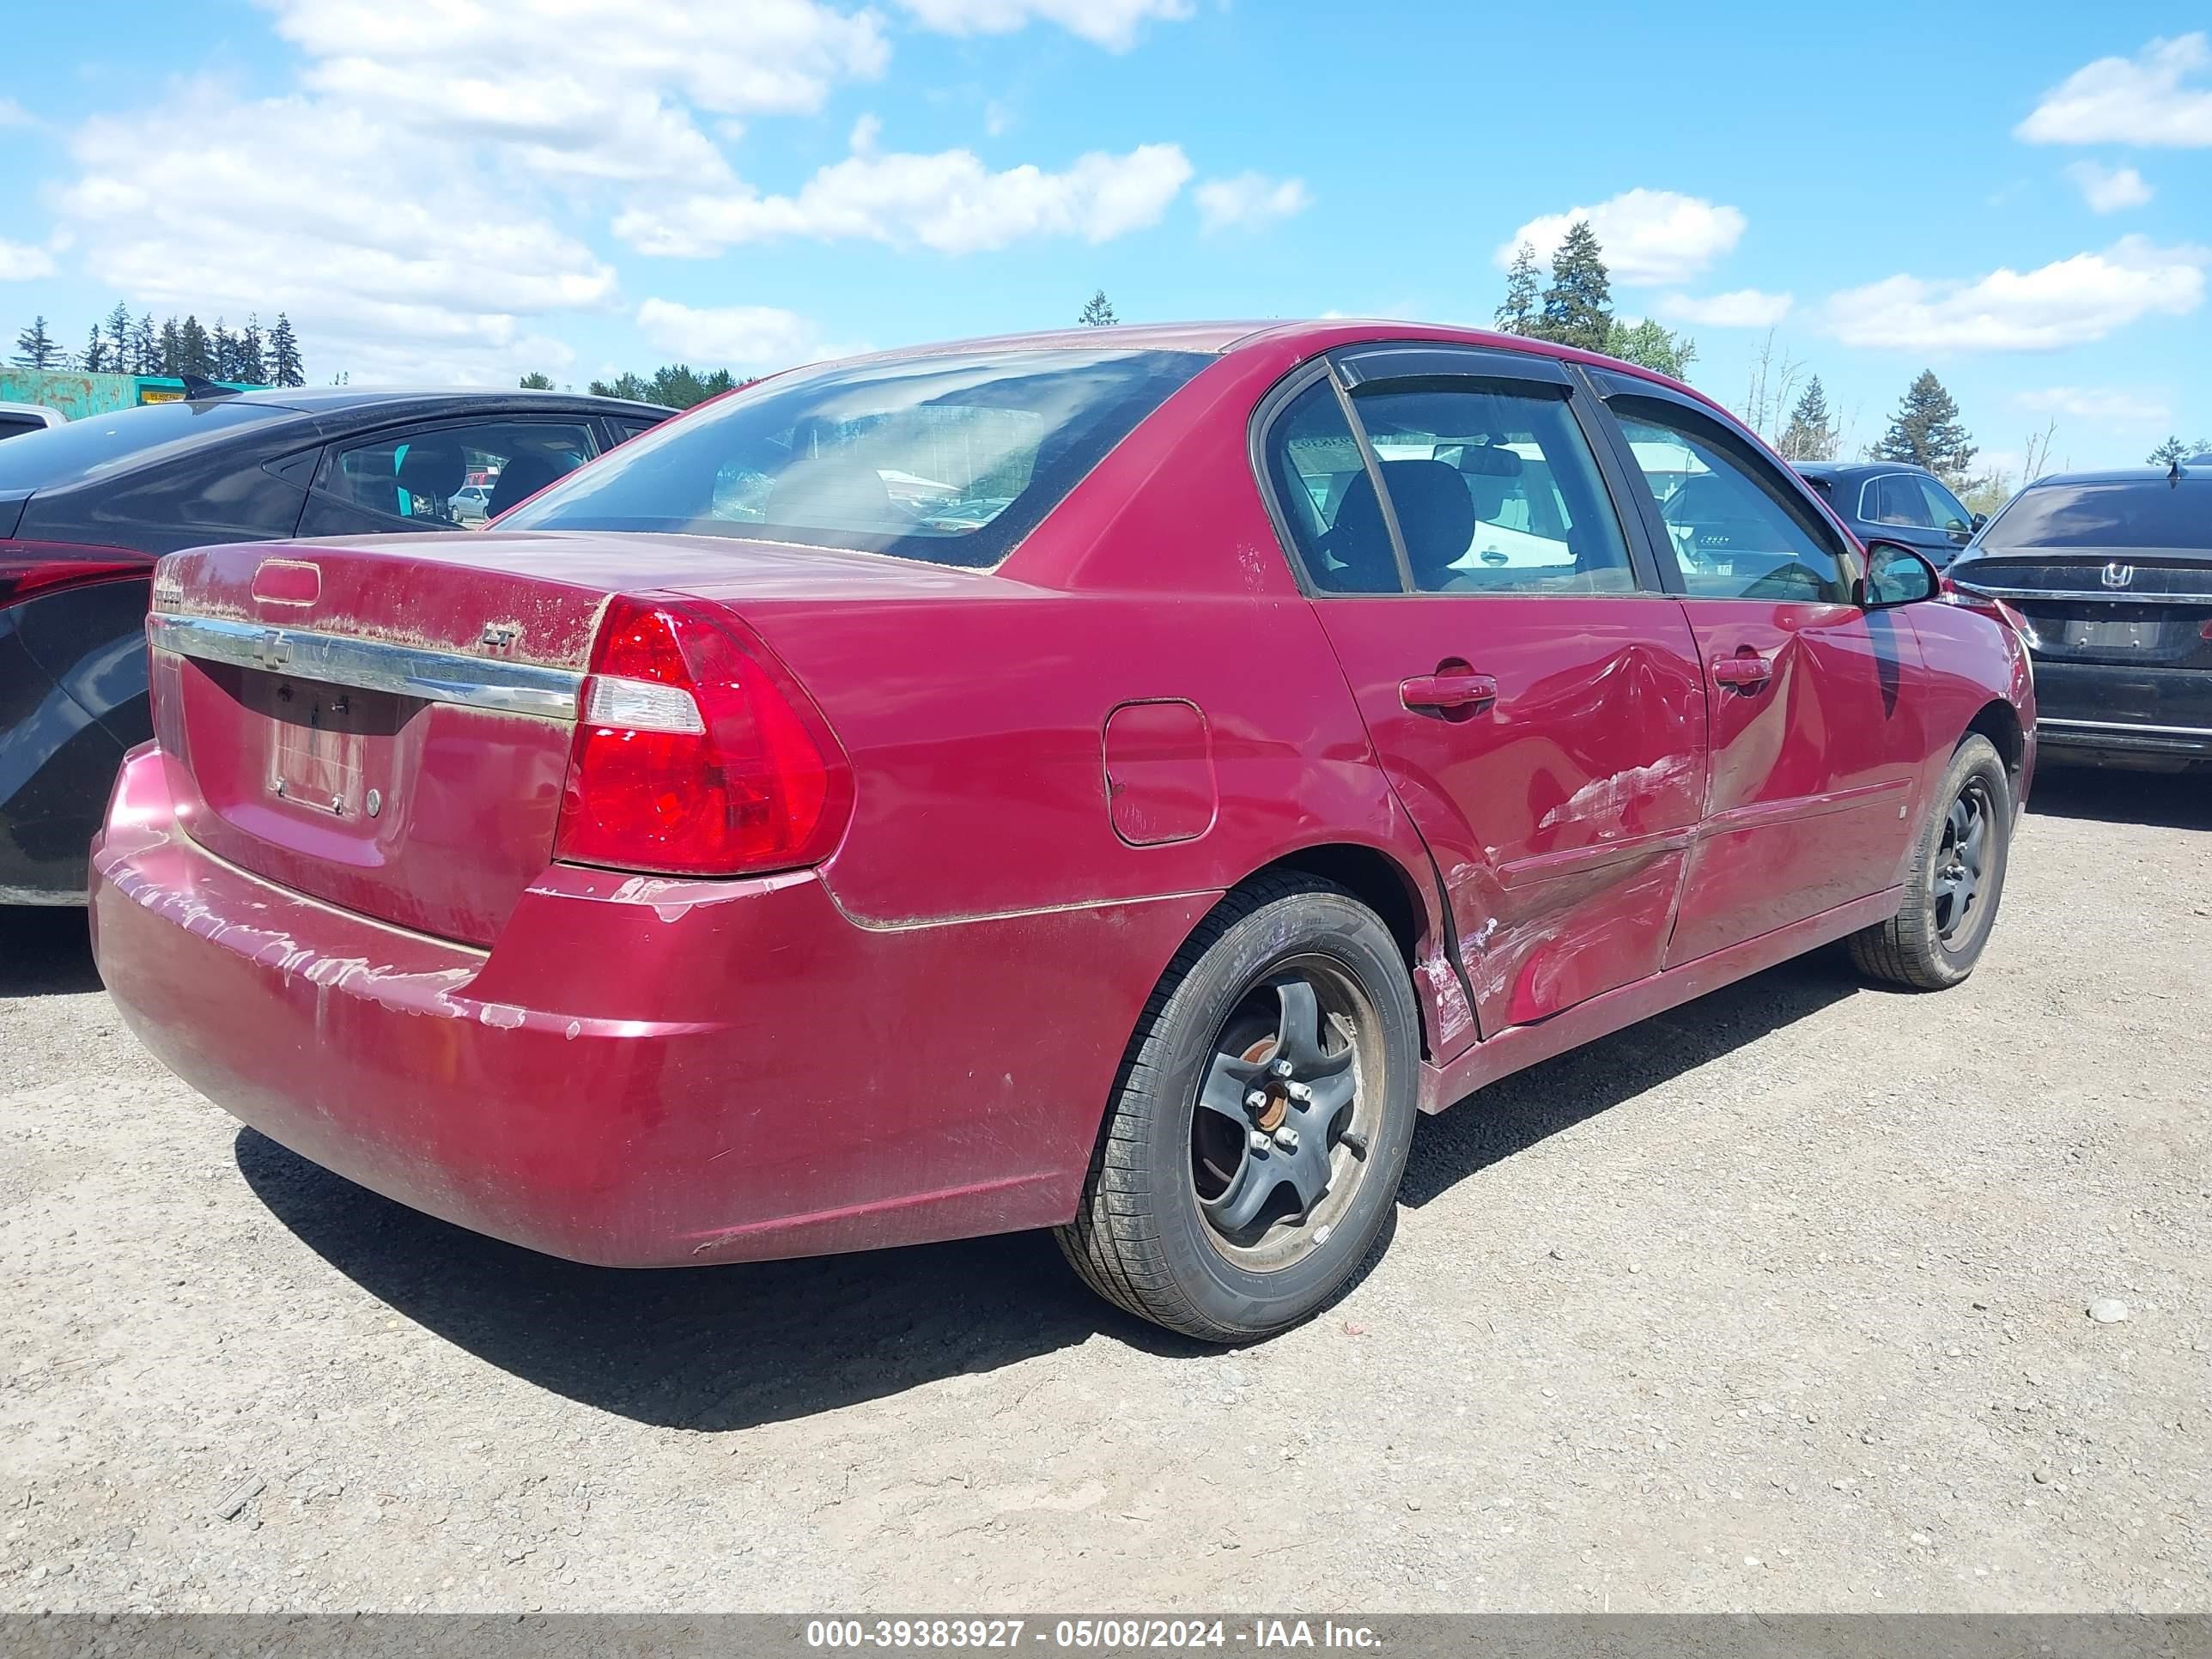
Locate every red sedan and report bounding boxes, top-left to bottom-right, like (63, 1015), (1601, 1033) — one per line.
(89, 322), (2034, 1341)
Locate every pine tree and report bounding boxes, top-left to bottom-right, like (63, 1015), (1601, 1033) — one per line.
(2147, 435), (2212, 466)
(1535, 222), (1613, 353)
(268, 313), (304, 387)
(1778, 375), (1840, 463)
(1602, 318), (1697, 380)
(83, 325), (108, 374)
(158, 318), (181, 376)
(210, 319), (238, 380)
(238, 314), (268, 384)
(1494, 242), (1540, 335)
(1874, 370), (1976, 483)
(11, 315), (57, 369)
(176, 315), (211, 377)
(1078, 289), (1117, 327)
(519, 371), (555, 390)
(131, 313), (157, 374)
(102, 302), (133, 370)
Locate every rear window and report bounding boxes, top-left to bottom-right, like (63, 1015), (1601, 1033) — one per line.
(501, 348), (1209, 568)
(0, 400), (289, 490)
(1983, 478), (2212, 553)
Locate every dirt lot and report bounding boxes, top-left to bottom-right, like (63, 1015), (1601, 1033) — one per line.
(2, 769), (2207, 1613)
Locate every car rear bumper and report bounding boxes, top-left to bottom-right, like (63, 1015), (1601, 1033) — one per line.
(2031, 659), (2212, 763)
(91, 744), (1212, 1267)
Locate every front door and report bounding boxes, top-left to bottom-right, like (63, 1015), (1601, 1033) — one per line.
(1258, 351), (1709, 1036)
(1599, 384), (1927, 965)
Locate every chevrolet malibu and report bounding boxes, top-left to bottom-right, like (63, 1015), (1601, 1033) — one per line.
(89, 322), (2035, 1342)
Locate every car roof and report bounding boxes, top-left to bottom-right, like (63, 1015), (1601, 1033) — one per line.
(1796, 461), (1924, 480)
(2030, 465), (2212, 487)
(210, 386), (674, 419)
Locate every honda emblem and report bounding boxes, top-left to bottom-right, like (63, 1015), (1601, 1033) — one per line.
(2101, 562), (2135, 589)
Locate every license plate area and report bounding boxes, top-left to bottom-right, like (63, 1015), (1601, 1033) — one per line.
(256, 677), (410, 818)
(2063, 617), (2172, 652)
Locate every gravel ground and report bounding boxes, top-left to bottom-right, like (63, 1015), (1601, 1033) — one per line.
(3, 769), (2208, 1613)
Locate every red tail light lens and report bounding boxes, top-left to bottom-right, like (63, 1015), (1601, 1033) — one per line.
(554, 596), (853, 878)
(0, 542), (153, 610)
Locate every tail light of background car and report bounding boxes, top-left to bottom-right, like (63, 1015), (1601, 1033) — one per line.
(0, 543), (154, 611)
(555, 595), (854, 878)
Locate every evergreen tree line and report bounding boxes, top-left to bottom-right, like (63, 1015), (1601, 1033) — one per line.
(11, 306), (306, 386)
(512, 364), (749, 410)
(1492, 224), (1699, 380)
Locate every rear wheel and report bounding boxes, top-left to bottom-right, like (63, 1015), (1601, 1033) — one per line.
(1849, 734), (2012, 990)
(1056, 875), (1419, 1343)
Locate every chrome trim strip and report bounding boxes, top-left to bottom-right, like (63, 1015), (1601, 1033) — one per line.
(2039, 717), (2212, 738)
(1953, 582), (2212, 606)
(147, 612), (581, 718)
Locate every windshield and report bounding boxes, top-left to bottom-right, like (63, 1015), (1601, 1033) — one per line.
(1981, 478), (2212, 553)
(0, 400), (291, 491)
(501, 348), (1208, 568)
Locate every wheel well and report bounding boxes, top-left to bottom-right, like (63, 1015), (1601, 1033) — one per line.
(1256, 843), (1428, 969)
(1965, 701), (2027, 793)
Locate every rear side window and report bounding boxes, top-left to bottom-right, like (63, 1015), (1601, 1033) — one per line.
(1872, 474), (1932, 527)
(503, 349), (1209, 569)
(316, 421), (600, 529)
(1982, 480), (2212, 552)
(1263, 380), (1400, 592)
(0, 400), (286, 489)
(1348, 382), (1635, 594)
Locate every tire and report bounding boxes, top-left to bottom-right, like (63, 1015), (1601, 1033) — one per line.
(1849, 734), (2012, 990)
(1055, 874), (1420, 1343)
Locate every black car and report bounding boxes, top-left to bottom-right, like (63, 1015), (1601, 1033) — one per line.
(1950, 458), (2212, 771)
(0, 387), (672, 904)
(1796, 460), (1984, 570)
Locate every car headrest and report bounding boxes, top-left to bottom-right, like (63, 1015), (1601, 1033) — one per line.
(487, 452), (576, 519)
(769, 457), (893, 528)
(394, 438), (466, 503)
(1378, 459), (1476, 583)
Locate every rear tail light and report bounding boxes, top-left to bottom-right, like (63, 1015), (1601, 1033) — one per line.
(0, 542), (153, 610)
(554, 595), (854, 878)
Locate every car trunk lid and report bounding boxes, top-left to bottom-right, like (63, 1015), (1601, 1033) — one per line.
(147, 530), (911, 945)
(1955, 552), (2212, 671)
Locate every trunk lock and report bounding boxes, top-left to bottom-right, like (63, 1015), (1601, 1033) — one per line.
(365, 788), (382, 818)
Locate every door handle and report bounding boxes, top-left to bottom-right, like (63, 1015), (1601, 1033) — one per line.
(1401, 672), (1498, 713)
(1711, 653), (1773, 690)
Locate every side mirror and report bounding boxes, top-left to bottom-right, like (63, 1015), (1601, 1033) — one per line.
(1857, 541), (1939, 609)
(1970, 512), (1989, 531)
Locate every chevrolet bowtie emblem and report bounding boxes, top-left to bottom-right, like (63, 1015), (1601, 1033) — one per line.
(255, 629), (291, 670)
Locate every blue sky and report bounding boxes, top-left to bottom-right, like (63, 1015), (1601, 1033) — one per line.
(3, 0), (2208, 479)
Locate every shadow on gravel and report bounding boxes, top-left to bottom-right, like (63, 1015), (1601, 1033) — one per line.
(0, 908), (102, 998)
(2026, 766), (2212, 832)
(1400, 951), (1862, 1208)
(235, 1129), (1202, 1429)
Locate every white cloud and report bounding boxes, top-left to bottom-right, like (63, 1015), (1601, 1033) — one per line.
(891, 0), (1192, 50)
(2010, 386), (2170, 423)
(58, 92), (616, 382)
(1656, 289), (1794, 329)
(2018, 33), (2212, 147)
(617, 141), (1194, 256)
(1496, 189), (1747, 286)
(0, 241), (57, 281)
(1821, 236), (2206, 351)
(1194, 172), (1312, 233)
(0, 98), (33, 129)
(2064, 160), (2154, 213)
(635, 298), (849, 369)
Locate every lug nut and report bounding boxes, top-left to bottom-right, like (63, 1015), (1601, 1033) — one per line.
(1283, 1080), (1313, 1103)
(1244, 1090), (1269, 1113)
(1248, 1129), (1272, 1153)
(1270, 1057), (1295, 1079)
(1273, 1125), (1300, 1152)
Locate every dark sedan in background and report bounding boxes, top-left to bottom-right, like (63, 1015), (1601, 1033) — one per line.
(1797, 459), (1985, 570)
(1950, 458), (2212, 771)
(1, 386), (671, 904)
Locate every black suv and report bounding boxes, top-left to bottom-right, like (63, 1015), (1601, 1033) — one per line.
(1796, 460), (1984, 570)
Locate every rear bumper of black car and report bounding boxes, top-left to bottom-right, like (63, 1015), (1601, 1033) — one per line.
(2032, 659), (2212, 766)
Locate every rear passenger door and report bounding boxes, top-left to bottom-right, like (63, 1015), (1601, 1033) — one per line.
(1259, 345), (1710, 1036)
(1594, 376), (1928, 963)
(295, 417), (601, 538)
